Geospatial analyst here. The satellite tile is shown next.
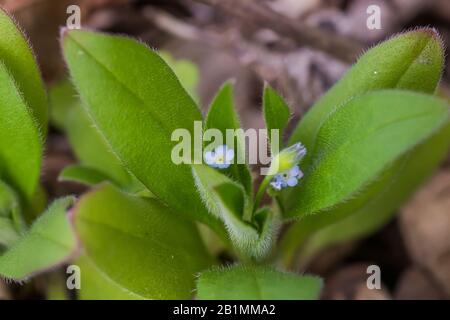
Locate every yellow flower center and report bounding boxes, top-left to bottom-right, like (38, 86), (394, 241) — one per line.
(216, 155), (225, 164)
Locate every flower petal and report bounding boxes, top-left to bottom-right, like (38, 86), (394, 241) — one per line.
(215, 145), (227, 157)
(287, 177), (298, 187)
(204, 151), (215, 164)
(289, 165), (300, 177)
(270, 180), (282, 190)
(217, 163), (230, 169)
(225, 149), (235, 162)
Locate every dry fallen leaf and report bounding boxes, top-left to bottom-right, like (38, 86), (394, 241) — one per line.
(321, 264), (391, 300)
(400, 170), (450, 296)
(395, 267), (448, 300)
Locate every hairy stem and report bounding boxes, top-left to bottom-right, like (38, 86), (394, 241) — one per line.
(253, 175), (273, 213)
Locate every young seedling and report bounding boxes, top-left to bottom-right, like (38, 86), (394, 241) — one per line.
(1, 5), (449, 300)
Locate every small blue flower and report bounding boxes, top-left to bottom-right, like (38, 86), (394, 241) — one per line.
(204, 145), (234, 169)
(270, 165), (304, 190)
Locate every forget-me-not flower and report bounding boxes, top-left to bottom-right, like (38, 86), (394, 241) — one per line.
(268, 142), (307, 190)
(270, 165), (304, 190)
(204, 145), (234, 169)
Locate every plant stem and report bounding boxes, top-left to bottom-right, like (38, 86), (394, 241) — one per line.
(253, 175), (273, 213)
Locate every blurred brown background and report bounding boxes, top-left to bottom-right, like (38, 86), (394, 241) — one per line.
(0, 0), (449, 300)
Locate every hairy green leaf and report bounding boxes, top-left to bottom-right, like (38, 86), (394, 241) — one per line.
(159, 51), (199, 103)
(74, 183), (213, 299)
(0, 62), (42, 201)
(289, 29), (444, 154)
(285, 90), (449, 218)
(205, 82), (253, 194)
(282, 29), (447, 265)
(49, 80), (137, 190)
(76, 254), (145, 300)
(62, 29), (219, 229)
(0, 8), (48, 136)
(0, 197), (76, 280)
(263, 84), (290, 148)
(197, 265), (322, 300)
(282, 121), (450, 267)
(192, 165), (276, 260)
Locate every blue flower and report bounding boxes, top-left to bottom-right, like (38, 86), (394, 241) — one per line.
(204, 145), (234, 169)
(270, 165), (304, 190)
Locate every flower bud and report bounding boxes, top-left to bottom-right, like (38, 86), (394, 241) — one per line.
(267, 142), (306, 175)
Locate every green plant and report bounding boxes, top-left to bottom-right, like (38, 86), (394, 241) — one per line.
(0, 8), (77, 280)
(0, 6), (449, 299)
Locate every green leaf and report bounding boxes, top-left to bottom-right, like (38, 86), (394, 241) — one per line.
(263, 84), (290, 148)
(197, 265), (322, 300)
(0, 180), (19, 218)
(58, 165), (111, 186)
(281, 120), (450, 267)
(285, 90), (449, 218)
(26, 184), (48, 223)
(192, 165), (276, 260)
(0, 197), (76, 280)
(0, 180), (24, 246)
(281, 29), (448, 265)
(74, 183), (213, 299)
(62, 29), (217, 229)
(0, 8), (48, 136)
(204, 82), (253, 194)
(49, 80), (137, 190)
(0, 217), (19, 248)
(159, 51), (199, 103)
(48, 79), (79, 130)
(0, 62), (42, 201)
(289, 28), (444, 155)
(76, 254), (144, 300)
